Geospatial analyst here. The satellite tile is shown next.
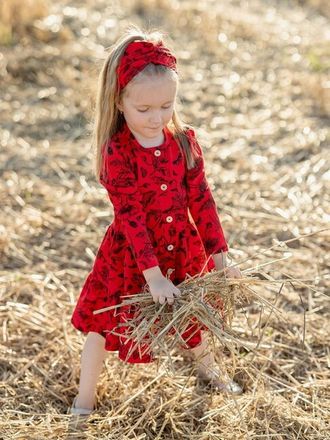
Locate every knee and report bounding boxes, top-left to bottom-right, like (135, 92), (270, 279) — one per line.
(87, 331), (106, 345)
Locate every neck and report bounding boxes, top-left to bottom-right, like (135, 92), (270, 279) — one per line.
(127, 123), (166, 148)
(137, 132), (164, 148)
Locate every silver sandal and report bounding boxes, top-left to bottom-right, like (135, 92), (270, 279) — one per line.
(197, 371), (243, 395)
(68, 396), (95, 416)
(214, 379), (243, 395)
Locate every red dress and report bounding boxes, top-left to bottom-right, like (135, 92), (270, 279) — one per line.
(71, 121), (229, 363)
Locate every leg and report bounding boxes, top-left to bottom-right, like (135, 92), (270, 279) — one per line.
(189, 331), (243, 394)
(190, 331), (218, 378)
(75, 331), (108, 410)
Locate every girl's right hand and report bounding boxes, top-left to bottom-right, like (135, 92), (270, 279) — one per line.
(148, 276), (181, 305)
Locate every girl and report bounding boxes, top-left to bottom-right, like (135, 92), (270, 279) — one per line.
(69, 26), (243, 416)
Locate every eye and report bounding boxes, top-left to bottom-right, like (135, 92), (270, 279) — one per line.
(137, 104), (172, 113)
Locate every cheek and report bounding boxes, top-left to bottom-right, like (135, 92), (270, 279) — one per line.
(135, 112), (148, 124)
(126, 109), (144, 124)
(164, 108), (174, 120)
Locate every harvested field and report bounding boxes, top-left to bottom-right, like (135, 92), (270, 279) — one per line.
(0, 0), (329, 439)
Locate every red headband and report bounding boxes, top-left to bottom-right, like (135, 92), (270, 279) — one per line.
(116, 40), (177, 91)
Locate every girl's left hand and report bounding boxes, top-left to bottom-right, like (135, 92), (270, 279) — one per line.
(222, 266), (242, 279)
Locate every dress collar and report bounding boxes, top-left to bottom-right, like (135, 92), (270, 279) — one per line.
(121, 120), (171, 150)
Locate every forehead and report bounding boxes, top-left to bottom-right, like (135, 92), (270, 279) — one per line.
(124, 75), (178, 104)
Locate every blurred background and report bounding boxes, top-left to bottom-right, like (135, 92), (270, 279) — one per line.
(0, 0), (329, 438)
(0, 0), (329, 271)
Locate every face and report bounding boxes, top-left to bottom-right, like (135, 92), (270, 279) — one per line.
(117, 74), (178, 146)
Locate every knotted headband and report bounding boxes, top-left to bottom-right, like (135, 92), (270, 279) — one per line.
(116, 40), (177, 91)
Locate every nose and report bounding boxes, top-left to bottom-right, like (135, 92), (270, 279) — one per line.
(150, 110), (162, 125)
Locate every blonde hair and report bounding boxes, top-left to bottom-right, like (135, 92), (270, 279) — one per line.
(93, 25), (198, 182)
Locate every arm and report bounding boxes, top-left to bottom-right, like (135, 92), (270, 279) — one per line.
(185, 128), (229, 257)
(100, 140), (160, 273)
(142, 265), (163, 282)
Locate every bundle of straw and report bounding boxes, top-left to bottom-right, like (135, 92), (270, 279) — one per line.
(94, 270), (259, 364)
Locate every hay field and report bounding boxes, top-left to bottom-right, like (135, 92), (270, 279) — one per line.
(0, 0), (329, 438)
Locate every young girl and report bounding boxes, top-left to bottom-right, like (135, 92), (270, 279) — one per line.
(69, 26), (243, 416)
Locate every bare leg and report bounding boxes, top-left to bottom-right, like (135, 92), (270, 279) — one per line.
(189, 331), (243, 394)
(190, 331), (219, 378)
(74, 332), (108, 410)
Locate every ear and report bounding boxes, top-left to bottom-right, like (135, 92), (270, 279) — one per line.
(116, 97), (123, 113)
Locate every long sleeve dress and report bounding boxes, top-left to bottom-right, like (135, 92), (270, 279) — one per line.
(71, 120), (229, 363)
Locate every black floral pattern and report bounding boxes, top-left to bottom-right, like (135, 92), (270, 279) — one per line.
(71, 121), (228, 363)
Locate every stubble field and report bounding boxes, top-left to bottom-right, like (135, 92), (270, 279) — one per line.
(0, 0), (329, 438)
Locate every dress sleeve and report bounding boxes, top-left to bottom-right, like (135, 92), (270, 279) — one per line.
(185, 128), (229, 256)
(100, 140), (160, 272)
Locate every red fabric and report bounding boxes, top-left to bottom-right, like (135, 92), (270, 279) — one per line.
(116, 40), (177, 90)
(71, 121), (229, 363)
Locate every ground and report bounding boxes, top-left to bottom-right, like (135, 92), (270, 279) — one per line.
(0, 0), (329, 439)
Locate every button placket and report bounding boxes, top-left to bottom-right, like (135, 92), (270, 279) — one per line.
(156, 151), (173, 252)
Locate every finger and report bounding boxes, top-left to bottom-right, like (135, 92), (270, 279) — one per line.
(166, 292), (174, 305)
(173, 288), (181, 297)
(159, 296), (165, 305)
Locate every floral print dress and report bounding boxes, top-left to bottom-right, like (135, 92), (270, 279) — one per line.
(71, 121), (229, 363)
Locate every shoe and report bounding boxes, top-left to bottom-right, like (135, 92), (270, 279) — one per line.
(196, 370), (243, 395)
(68, 396), (95, 416)
(215, 379), (243, 395)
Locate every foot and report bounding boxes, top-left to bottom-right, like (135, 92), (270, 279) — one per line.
(196, 368), (243, 395)
(68, 396), (95, 416)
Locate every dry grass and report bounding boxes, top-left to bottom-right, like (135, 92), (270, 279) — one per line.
(0, 0), (329, 438)
(0, 0), (49, 44)
(297, 0), (330, 18)
(0, 0), (48, 26)
(1, 244), (329, 439)
(94, 270), (255, 364)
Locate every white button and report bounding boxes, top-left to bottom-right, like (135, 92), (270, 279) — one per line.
(167, 244), (174, 251)
(161, 184), (167, 191)
(154, 150), (161, 156)
(166, 216), (173, 223)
